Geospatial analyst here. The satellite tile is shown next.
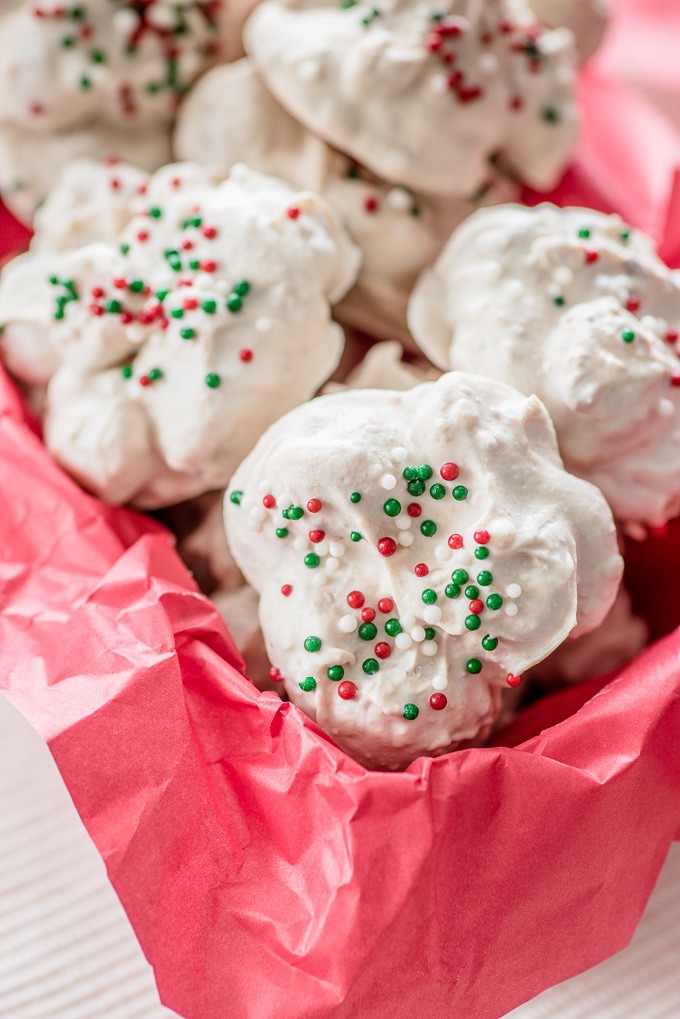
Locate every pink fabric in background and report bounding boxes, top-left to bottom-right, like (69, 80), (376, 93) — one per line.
(0, 1), (679, 1017)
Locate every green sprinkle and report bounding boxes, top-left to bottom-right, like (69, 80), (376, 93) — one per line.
(421, 589), (437, 605)
(465, 585), (479, 599)
(227, 294), (243, 312)
(424, 627), (435, 641)
(304, 636), (322, 653)
(578, 227), (591, 239)
(230, 490), (243, 505)
(339, 0), (357, 7)
(420, 520), (437, 537)
(149, 206), (162, 219)
(105, 299), (122, 314)
(233, 280), (250, 297)
(54, 308), (65, 320)
(79, 75), (92, 90)
(363, 658), (379, 675)
(402, 467), (418, 481)
(465, 614), (481, 631)
(205, 373), (221, 388)
(445, 583), (461, 599)
(275, 528), (288, 539)
(542, 106), (560, 124)
(350, 531), (362, 542)
(621, 329), (636, 344)
(430, 483), (445, 500)
(417, 464), (433, 480)
(148, 367), (163, 382)
(553, 296), (565, 307)
(477, 571), (493, 586)
(349, 492), (361, 504)
(407, 479), (425, 497)
(620, 228), (631, 242)
(61, 35), (75, 48)
(452, 569), (468, 586)
(383, 498), (401, 517)
(385, 619), (402, 637)
(202, 299), (216, 314)
(452, 486), (468, 501)
(475, 547), (489, 560)
(171, 308), (184, 319)
(482, 635), (498, 651)
(49, 275), (60, 285)
(128, 279), (145, 293)
(119, 243), (130, 255)
(299, 677), (316, 692)
(189, 259), (200, 270)
(359, 622), (377, 641)
(120, 364), (133, 379)
(327, 665), (345, 681)
(487, 594), (503, 610)
(181, 327), (196, 340)
(156, 289), (169, 301)
(466, 658), (482, 674)
(287, 506), (304, 520)
(403, 703), (419, 721)
(90, 49), (106, 63)
(304, 553), (320, 568)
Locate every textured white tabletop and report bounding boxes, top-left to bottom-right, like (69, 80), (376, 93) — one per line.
(0, 694), (678, 1019)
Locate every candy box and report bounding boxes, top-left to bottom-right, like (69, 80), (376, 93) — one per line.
(0, 2), (679, 1015)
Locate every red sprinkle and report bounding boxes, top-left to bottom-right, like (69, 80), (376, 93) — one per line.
(181, 239), (194, 250)
(113, 277), (127, 289)
(262, 494), (276, 509)
(109, 177), (121, 191)
(407, 503), (423, 518)
(171, 177), (182, 189)
(448, 533), (464, 550)
(89, 304), (104, 316)
(474, 529), (490, 544)
(670, 375), (680, 387)
(287, 206), (300, 220)
(239, 349), (254, 363)
(509, 94), (525, 111)
(364, 196), (379, 214)
(307, 498), (322, 513)
(361, 607), (376, 623)
(664, 329), (678, 344)
(584, 249), (599, 264)
(202, 225), (218, 239)
(91, 287), (104, 299)
(281, 584), (293, 597)
(375, 642), (391, 660)
(308, 529), (325, 544)
(347, 591), (365, 609)
(440, 462), (459, 481)
(269, 667), (284, 683)
(378, 597), (393, 614)
(469, 599), (484, 614)
(139, 375), (152, 387)
(200, 259), (217, 273)
(429, 693), (448, 711)
(414, 563), (429, 578)
(378, 537), (397, 557)
(183, 297), (198, 310)
(338, 681), (357, 700)
(137, 230), (149, 242)
(625, 296), (641, 313)
(506, 673), (522, 688)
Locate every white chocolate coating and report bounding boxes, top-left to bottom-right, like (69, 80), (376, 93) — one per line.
(175, 58), (519, 341)
(528, 0), (607, 61)
(0, 120), (171, 224)
(409, 204), (680, 529)
(0, 163), (360, 506)
(224, 372), (622, 770)
(244, 0), (578, 197)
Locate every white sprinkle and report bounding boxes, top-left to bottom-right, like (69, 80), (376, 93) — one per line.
(249, 507), (265, 526)
(338, 615), (357, 633)
(505, 280), (523, 300)
(293, 536), (307, 551)
(325, 557), (339, 574)
(396, 515), (412, 530)
(329, 541), (345, 557)
(430, 73), (448, 95)
(395, 633), (413, 651)
(434, 544), (450, 561)
(315, 540), (329, 557)
(659, 399), (675, 418)
(422, 641), (438, 657)
(505, 603), (519, 617)
(381, 474), (397, 490)
(398, 531), (414, 547)
(432, 676), (448, 691)
(297, 59), (320, 81)
(215, 279), (230, 294)
(411, 626), (426, 642)
(391, 445), (408, 462)
(554, 266), (574, 286)
(547, 281), (562, 298)
(506, 583), (522, 598)
(423, 605), (442, 624)
(256, 316), (273, 333)
(127, 325), (146, 343)
(401, 613), (416, 629)
(386, 189), (411, 212)
(479, 53), (498, 75)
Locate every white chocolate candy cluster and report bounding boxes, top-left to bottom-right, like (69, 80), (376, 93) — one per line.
(0, 162), (360, 507)
(244, 0), (579, 198)
(175, 58), (519, 342)
(0, 0), (255, 219)
(528, 0), (607, 61)
(224, 372), (622, 770)
(409, 204), (680, 531)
